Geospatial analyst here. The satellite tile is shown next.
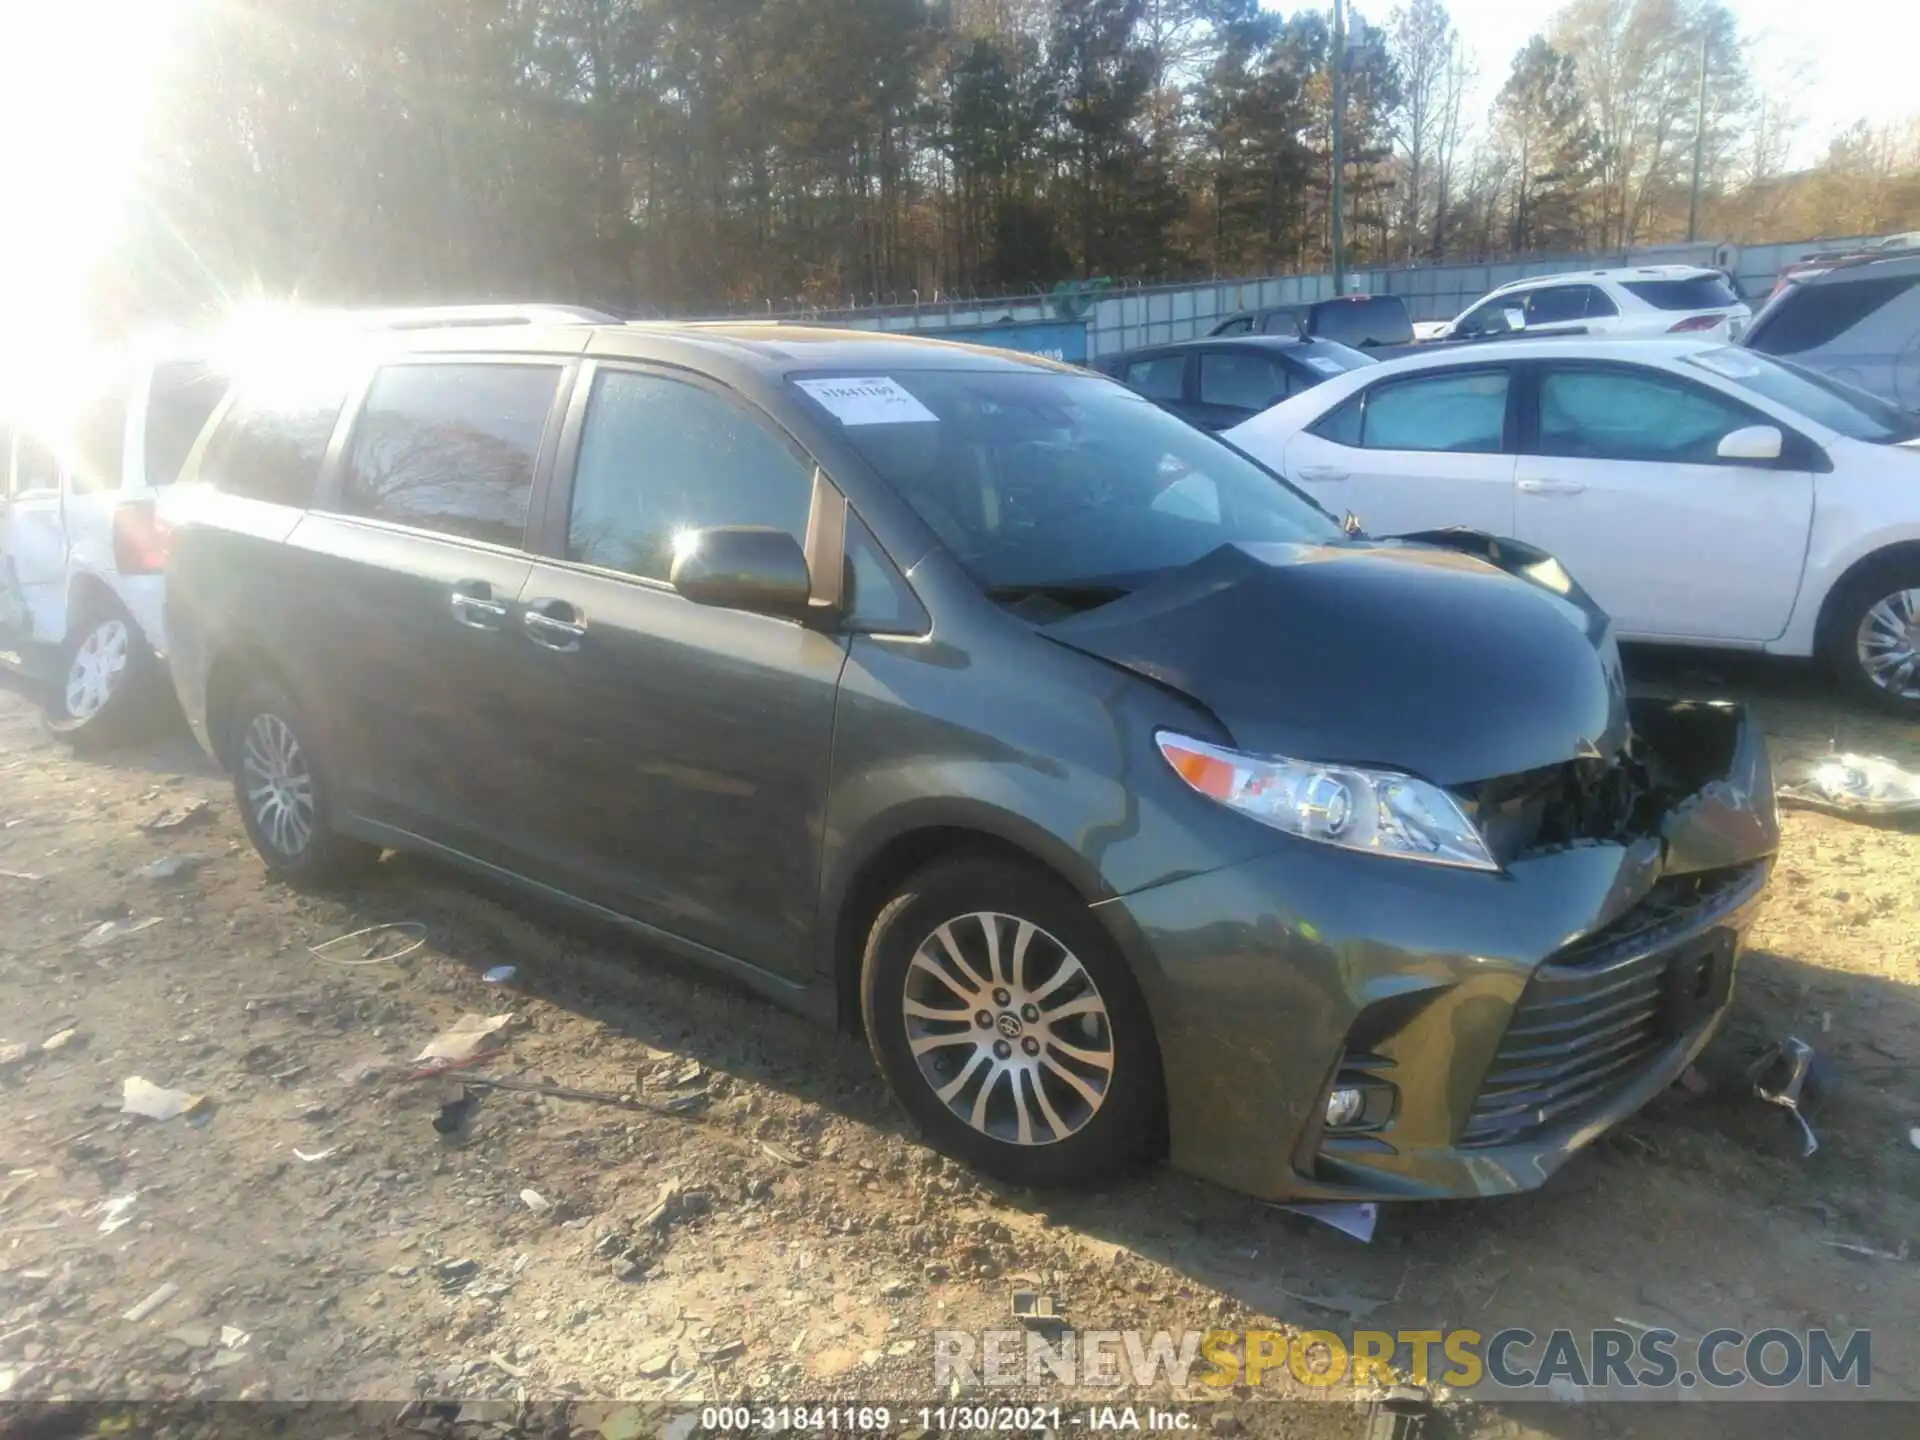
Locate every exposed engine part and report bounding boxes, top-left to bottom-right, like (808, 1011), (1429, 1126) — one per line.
(1462, 700), (1752, 865)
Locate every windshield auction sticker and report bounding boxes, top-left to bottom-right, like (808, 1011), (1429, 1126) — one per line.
(795, 376), (938, 425)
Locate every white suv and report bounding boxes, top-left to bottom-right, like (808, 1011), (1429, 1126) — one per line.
(2, 347), (230, 743)
(2, 305), (620, 745)
(1436, 266), (1752, 345)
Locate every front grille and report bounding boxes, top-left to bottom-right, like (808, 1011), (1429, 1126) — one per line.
(1460, 864), (1766, 1148)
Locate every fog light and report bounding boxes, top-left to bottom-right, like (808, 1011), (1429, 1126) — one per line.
(1324, 1086), (1366, 1129)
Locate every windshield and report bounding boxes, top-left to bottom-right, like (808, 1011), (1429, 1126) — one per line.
(1684, 347), (1920, 444)
(792, 369), (1342, 604)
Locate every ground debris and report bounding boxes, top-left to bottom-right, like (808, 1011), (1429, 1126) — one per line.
(138, 799), (211, 832)
(121, 1075), (206, 1121)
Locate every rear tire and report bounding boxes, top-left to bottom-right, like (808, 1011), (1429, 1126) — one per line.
(1821, 558), (1920, 717)
(228, 678), (376, 886)
(44, 599), (161, 750)
(860, 854), (1164, 1189)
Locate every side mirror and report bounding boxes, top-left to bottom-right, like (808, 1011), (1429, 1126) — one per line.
(1502, 307), (1527, 332)
(1716, 424), (1783, 462)
(1342, 511), (1365, 538)
(670, 526), (812, 616)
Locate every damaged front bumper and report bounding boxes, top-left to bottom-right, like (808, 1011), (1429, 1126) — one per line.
(1095, 699), (1778, 1203)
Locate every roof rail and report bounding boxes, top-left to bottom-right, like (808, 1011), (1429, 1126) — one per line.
(347, 303), (622, 331)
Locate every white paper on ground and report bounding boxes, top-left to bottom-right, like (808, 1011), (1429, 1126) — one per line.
(122, 1076), (201, 1121)
(794, 377), (938, 426)
(413, 1013), (515, 1064)
(1278, 1200), (1378, 1242)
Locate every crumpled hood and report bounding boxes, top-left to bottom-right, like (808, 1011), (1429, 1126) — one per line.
(1044, 536), (1629, 787)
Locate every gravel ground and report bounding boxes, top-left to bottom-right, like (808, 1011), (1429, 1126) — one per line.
(1, 650), (1918, 1440)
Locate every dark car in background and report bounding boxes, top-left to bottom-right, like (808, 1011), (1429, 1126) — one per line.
(1743, 252), (1920, 411)
(1096, 334), (1377, 430)
(163, 321), (1776, 1204)
(1210, 293), (1415, 349)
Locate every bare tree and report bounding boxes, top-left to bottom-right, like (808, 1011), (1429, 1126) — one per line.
(1384, 0), (1457, 260)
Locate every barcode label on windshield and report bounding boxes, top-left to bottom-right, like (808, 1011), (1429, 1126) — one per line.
(795, 376), (938, 425)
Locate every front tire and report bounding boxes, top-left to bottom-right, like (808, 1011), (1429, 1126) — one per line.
(1822, 559), (1920, 716)
(228, 679), (376, 885)
(860, 854), (1164, 1189)
(44, 602), (160, 748)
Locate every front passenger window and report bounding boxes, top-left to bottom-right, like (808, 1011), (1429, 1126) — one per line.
(1538, 369), (1754, 463)
(1524, 286), (1588, 325)
(567, 370), (814, 583)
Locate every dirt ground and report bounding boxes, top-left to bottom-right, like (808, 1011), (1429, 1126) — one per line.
(2, 648), (1918, 1440)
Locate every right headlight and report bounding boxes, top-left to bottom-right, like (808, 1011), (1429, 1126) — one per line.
(1156, 731), (1499, 872)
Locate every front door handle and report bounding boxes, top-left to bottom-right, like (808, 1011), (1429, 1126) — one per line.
(1517, 478), (1586, 495)
(523, 597), (586, 652)
(449, 580), (509, 630)
(1298, 466), (1350, 483)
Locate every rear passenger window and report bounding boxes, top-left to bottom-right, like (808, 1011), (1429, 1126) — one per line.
(341, 364), (561, 547)
(1199, 352), (1289, 410)
(1121, 356), (1185, 401)
(197, 370), (349, 507)
(11, 434), (62, 495)
(67, 375), (132, 494)
(1359, 371), (1509, 453)
(567, 370), (813, 583)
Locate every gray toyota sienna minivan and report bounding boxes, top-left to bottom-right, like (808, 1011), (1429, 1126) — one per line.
(164, 320), (1778, 1202)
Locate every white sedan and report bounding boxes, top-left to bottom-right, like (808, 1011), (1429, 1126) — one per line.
(1224, 338), (1920, 714)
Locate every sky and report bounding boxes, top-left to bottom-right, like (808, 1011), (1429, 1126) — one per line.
(1411, 0), (1914, 167)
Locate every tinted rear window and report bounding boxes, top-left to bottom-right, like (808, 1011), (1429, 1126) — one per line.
(340, 363), (563, 547)
(1621, 276), (1739, 310)
(1308, 296), (1412, 347)
(145, 360), (232, 487)
(67, 372), (132, 494)
(197, 370), (349, 507)
(1745, 274), (1920, 356)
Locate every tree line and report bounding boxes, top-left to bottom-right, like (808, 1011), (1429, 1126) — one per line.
(105, 0), (1920, 327)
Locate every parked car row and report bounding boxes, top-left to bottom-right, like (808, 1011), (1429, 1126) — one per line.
(1223, 338), (1920, 715)
(1091, 334), (1376, 431)
(1110, 267), (1754, 432)
(1129, 246), (1918, 419)
(0, 310), (1783, 1204)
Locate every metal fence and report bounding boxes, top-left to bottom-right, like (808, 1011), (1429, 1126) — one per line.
(721, 232), (1883, 362)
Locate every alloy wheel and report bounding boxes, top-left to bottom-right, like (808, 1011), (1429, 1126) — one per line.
(900, 911), (1115, 1146)
(64, 619), (129, 720)
(1856, 588), (1920, 701)
(241, 713), (316, 857)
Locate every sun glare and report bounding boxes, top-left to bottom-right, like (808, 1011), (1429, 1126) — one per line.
(0, 0), (194, 427)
